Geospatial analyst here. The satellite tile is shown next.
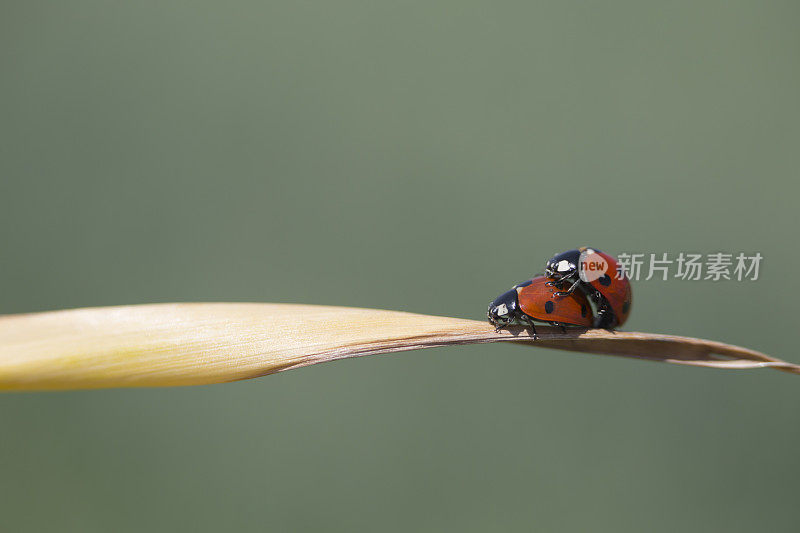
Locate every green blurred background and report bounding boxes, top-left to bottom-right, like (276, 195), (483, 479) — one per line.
(1, 1), (798, 531)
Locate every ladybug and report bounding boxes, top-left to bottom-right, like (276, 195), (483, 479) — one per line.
(487, 276), (595, 337)
(543, 247), (632, 329)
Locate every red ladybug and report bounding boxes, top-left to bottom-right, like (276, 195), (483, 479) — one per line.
(543, 247), (632, 328)
(487, 276), (595, 337)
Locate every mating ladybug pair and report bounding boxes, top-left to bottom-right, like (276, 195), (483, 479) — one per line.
(487, 247), (633, 337)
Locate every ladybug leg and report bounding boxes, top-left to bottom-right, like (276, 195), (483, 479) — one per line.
(593, 307), (615, 329)
(522, 316), (539, 339)
(493, 315), (516, 333)
(553, 279), (581, 297)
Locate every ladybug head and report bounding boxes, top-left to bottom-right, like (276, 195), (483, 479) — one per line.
(487, 288), (518, 329)
(544, 249), (582, 281)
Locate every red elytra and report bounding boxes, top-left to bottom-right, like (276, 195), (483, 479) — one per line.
(582, 249), (633, 328)
(516, 276), (595, 327)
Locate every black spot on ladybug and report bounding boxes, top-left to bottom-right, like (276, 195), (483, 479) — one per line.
(581, 304), (587, 317)
(544, 301), (554, 314)
(599, 274), (612, 286)
(622, 301), (630, 314)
